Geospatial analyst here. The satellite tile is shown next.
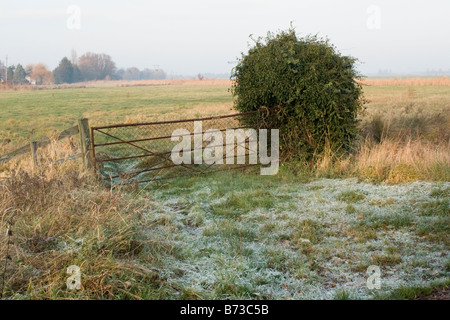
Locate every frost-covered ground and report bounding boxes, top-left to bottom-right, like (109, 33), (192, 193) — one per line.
(140, 173), (449, 299)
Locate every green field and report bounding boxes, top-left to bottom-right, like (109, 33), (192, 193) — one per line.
(1, 84), (449, 147)
(0, 85), (233, 146)
(0, 83), (449, 300)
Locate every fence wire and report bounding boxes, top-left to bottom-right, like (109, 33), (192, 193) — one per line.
(91, 111), (267, 185)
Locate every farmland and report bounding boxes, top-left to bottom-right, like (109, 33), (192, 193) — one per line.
(0, 79), (449, 299)
(0, 81), (233, 146)
(0, 79), (449, 145)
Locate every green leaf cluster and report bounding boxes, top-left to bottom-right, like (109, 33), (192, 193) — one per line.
(232, 28), (365, 160)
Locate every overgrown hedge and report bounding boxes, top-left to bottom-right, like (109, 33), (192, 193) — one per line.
(231, 28), (365, 160)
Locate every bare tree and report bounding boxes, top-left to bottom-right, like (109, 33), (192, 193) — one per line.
(78, 52), (116, 81)
(71, 49), (78, 66)
(123, 67), (140, 81)
(30, 63), (54, 85)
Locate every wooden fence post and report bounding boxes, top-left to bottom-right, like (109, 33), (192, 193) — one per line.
(30, 141), (38, 169)
(78, 118), (92, 169)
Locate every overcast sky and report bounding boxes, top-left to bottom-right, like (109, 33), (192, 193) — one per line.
(1, 0), (449, 76)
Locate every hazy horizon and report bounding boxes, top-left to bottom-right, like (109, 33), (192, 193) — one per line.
(1, 0), (450, 77)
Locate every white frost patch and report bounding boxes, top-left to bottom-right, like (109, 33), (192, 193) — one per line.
(143, 178), (449, 299)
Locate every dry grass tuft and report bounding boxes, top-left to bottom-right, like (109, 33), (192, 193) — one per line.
(353, 139), (450, 183)
(313, 125), (449, 183)
(0, 142), (170, 299)
(312, 86), (450, 183)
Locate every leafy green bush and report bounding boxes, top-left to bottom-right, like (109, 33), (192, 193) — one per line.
(231, 28), (365, 160)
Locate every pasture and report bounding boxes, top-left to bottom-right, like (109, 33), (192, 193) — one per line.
(1, 81), (448, 145)
(0, 80), (449, 299)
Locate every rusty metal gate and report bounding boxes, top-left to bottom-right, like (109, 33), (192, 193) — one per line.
(90, 111), (264, 186)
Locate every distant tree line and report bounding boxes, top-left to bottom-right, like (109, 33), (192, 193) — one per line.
(115, 67), (166, 81)
(0, 52), (166, 85)
(0, 61), (31, 85)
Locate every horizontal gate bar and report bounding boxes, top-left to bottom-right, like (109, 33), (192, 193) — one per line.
(104, 163), (179, 180)
(136, 164), (260, 184)
(93, 126), (252, 147)
(105, 150), (259, 180)
(97, 137), (258, 162)
(105, 164), (260, 186)
(91, 110), (259, 130)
